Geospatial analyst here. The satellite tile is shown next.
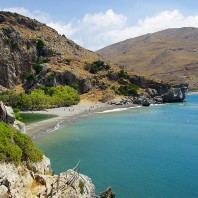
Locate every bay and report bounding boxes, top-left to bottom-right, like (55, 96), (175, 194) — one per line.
(35, 94), (198, 198)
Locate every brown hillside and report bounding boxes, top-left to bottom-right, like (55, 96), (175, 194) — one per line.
(0, 11), (185, 104)
(97, 28), (198, 89)
(0, 11), (120, 101)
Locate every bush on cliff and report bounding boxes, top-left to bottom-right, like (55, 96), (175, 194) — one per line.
(117, 84), (139, 96)
(0, 122), (43, 165)
(85, 60), (111, 74)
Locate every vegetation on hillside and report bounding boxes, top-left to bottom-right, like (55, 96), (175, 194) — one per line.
(0, 86), (80, 110)
(84, 61), (110, 74)
(0, 122), (43, 165)
(117, 84), (139, 96)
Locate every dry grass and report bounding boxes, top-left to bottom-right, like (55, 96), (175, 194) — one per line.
(97, 27), (198, 88)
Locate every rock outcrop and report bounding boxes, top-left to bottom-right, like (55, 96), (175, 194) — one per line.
(0, 101), (26, 133)
(0, 158), (95, 197)
(98, 187), (115, 198)
(162, 84), (189, 102)
(0, 101), (15, 124)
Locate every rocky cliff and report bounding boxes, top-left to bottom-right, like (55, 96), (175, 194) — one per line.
(0, 11), (101, 93)
(0, 158), (95, 198)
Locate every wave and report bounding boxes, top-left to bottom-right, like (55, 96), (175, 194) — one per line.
(96, 106), (142, 114)
(46, 120), (64, 133)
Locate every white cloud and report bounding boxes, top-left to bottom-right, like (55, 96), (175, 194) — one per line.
(1, 7), (50, 23)
(82, 9), (127, 28)
(75, 9), (198, 50)
(47, 21), (76, 37)
(71, 9), (198, 50)
(1, 7), (198, 51)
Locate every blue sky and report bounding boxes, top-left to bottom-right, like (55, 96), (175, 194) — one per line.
(1, 0), (198, 50)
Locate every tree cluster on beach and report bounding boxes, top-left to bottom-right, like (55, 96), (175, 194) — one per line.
(0, 86), (80, 110)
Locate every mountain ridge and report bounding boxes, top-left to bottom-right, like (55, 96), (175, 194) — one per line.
(97, 27), (198, 89)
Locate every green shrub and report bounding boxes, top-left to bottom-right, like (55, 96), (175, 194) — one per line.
(26, 72), (35, 81)
(87, 61), (111, 74)
(36, 39), (45, 56)
(65, 58), (71, 65)
(10, 40), (19, 49)
(14, 131), (43, 162)
(118, 69), (128, 79)
(117, 84), (139, 96)
(0, 122), (43, 165)
(79, 180), (85, 194)
(34, 62), (43, 74)
(90, 63), (99, 74)
(70, 83), (79, 90)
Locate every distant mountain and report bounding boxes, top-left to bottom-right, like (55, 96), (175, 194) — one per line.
(97, 28), (198, 89)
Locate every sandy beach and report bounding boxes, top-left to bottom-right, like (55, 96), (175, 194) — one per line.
(25, 99), (138, 138)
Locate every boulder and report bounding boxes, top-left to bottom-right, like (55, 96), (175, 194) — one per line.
(129, 75), (149, 88)
(142, 98), (150, 106)
(154, 96), (163, 104)
(99, 187), (115, 198)
(147, 88), (157, 97)
(0, 101), (15, 124)
(26, 155), (51, 175)
(162, 84), (189, 102)
(133, 98), (143, 105)
(13, 120), (26, 133)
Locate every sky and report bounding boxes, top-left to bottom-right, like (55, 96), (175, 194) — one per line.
(1, 0), (198, 50)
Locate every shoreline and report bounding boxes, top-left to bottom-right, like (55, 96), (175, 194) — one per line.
(25, 100), (138, 138)
(25, 92), (196, 139)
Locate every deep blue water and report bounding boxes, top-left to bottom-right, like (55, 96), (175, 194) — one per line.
(35, 94), (198, 198)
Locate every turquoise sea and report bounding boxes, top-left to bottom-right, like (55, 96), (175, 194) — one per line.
(35, 94), (198, 198)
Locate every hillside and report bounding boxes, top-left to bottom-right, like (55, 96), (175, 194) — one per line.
(0, 12), (189, 105)
(97, 28), (198, 89)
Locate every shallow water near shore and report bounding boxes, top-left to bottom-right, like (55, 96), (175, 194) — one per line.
(35, 94), (198, 198)
(20, 113), (57, 125)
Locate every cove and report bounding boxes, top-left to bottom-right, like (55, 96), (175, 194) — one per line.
(35, 94), (198, 198)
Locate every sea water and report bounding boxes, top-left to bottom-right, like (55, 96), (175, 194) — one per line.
(35, 94), (198, 198)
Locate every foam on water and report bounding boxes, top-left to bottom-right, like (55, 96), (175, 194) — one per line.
(96, 106), (141, 114)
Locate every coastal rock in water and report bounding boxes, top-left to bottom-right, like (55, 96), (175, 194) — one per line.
(154, 96), (163, 104)
(142, 98), (151, 106)
(162, 84), (189, 102)
(98, 187), (115, 198)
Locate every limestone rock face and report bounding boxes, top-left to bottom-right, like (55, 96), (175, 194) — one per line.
(162, 84), (189, 102)
(13, 120), (26, 133)
(0, 161), (96, 198)
(0, 101), (26, 133)
(0, 11), (98, 93)
(0, 101), (15, 124)
(129, 75), (169, 95)
(26, 155), (51, 175)
(98, 187), (115, 198)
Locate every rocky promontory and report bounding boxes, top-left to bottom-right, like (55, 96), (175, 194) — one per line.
(0, 102), (115, 197)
